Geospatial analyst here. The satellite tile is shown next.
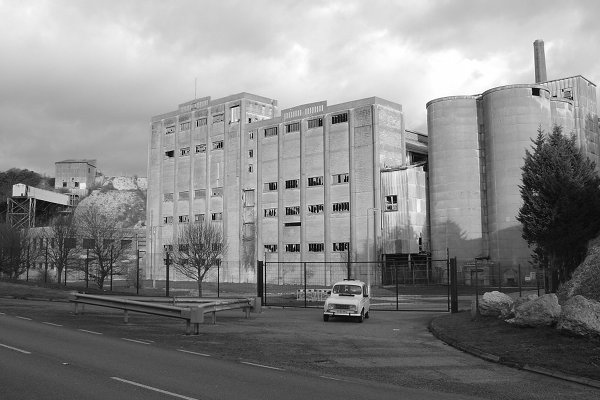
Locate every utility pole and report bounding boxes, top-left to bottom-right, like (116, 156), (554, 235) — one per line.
(165, 251), (170, 297)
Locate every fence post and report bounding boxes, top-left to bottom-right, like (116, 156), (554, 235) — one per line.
(304, 262), (307, 308)
(257, 260), (264, 303)
(450, 257), (458, 313)
(165, 252), (170, 297)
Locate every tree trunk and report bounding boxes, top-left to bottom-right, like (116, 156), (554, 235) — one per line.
(197, 280), (203, 298)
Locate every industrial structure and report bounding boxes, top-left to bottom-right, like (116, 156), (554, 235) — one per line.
(55, 159), (97, 197)
(7, 183), (75, 229)
(146, 94), (428, 284)
(426, 40), (599, 283)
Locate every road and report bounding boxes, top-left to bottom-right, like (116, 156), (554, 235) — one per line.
(0, 312), (477, 400)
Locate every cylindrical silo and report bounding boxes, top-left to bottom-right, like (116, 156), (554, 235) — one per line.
(426, 96), (483, 266)
(482, 84), (552, 272)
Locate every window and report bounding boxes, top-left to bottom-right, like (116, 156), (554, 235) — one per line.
(212, 243), (222, 251)
(180, 121), (191, 131)
(243, 189), (255, 207)
(248, 164), (253, 173)
(62, 182), (67, 187)
(165, 125), (175, 134)
(163, 216), (174, 224)
(211, 212), (222, 221)
(249, 130), (255, 139)
(309, 243), (324, 252)
(196, 118), (207, 127)
(332, 173), (349, 184)
(284, 221), (301, 227)
(163, 193), (174, 202)
(180, 147), (190, 156)
(194, 214), (205, 222)
(264, 181), (278, 191)
(563, 88), (573, 100)
(211, 187), (223, 197)
(332, 113), (348, 124)
(165, 150), (175, 158)
(212, 113), (224, 123)
(164, 244), (174, 252)
(385, 195), (398, 211)
(178, 215), (189, 223)
(179, 191), (189, 201)
(264, 208), (277, 217)
(285, 179), (299, 189)
(213, 140), (224, 150)
(195, 144), (206, 153)
(333, 242), (350, 252)
(248, 149), (254, 158)
(308, 118), (323, 129)
(264, 244), (278, 253)
(308, 204), (324, 214)
(332, 202), (350, 213)
(532, 88), (541, 97)
(285, 206), (300, 215)
(308, 176), (323, 187)
(194, 189), (205, 199)
(230, 105), (240, 123)
(286, 122), (300, 133)
(285, 243), (300, 252)
(74, 182), (79, 188)
(264, 126), (278, 137)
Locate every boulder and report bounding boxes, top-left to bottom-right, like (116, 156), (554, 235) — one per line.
(556, 295), (600, 338)
(478, 291), (514, 319)
(511, 294), (538, 315)
(507, 293), (561, 327)
(557, 236), (600, 303)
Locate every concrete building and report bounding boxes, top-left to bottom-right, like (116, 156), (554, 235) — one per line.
(146, 94), (428, 284)
(426, 40), (599, 283)
(55, 159), (97, 197)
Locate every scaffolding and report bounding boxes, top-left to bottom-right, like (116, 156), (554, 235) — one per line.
(6, 183), (75, 229)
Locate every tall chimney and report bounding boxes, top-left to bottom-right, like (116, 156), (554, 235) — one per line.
(533, 39), (547, 83)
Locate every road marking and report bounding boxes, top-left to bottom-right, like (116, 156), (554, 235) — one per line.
(42, 322), (63, 327)
(121, 338), (151, 345)
(111, 377), (199, 400)
(0, 312), (5, 315)
(15, 316), (32, 321)
(0, 343), (31, 354)
(77, 329), (102, 335)
(240, 361), (284, 371)
(320, 375), (343, 381)
(177, 349), (211, 357)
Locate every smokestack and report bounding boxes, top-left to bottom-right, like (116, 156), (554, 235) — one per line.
(533, 39), (547, 83)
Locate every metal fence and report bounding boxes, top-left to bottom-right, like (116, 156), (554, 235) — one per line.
(263, 256), (452, 311)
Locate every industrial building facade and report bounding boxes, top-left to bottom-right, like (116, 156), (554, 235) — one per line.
(427, 75), (599, 282)
(146, 93), (428, 284)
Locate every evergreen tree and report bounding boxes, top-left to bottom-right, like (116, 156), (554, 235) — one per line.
(517, 126), (600, 291)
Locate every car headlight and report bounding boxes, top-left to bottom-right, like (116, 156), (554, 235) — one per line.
(327, 304), (335, 311)
(349, 305), (357, 311)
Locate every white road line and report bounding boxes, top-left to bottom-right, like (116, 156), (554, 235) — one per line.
(111, 377), (199, 400)
(77, 329), (102, 335)
(240, 361), (284, 371)
(0, 343), (31, 354)
(0, 312), (5, 315)
(177, 349), (211, 357)
(42, 322), (63, 327)
(121, 338), (151, 345)
(15, 316), (32, 321)
(320, 375), (345, 381)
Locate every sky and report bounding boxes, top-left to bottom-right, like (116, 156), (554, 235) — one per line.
(1, 0), (599, 177)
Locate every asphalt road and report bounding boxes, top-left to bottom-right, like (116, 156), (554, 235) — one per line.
(0, 312), (477, 400)
(1, 298), (599, 399)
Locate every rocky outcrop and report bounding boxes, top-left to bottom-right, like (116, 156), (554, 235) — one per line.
(557, 236), (600, 303)
(75, 190), (146, 228)
(556, 295), (600, 338)
(478, 291), (514, 319)
(511, 294), (538, 315)
(507, 294), (561, 327)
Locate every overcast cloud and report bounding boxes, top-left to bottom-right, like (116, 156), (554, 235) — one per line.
(1, 0), (599, 177)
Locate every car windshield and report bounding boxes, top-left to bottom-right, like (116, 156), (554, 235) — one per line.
(332, 284), (362, 295)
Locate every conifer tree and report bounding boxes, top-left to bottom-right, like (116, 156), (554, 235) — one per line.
(518, 126), (600, 291)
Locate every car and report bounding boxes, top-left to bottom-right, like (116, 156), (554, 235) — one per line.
(323, 279), (370, 322)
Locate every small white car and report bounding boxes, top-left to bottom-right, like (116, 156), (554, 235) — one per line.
(323, 279), (370, 322)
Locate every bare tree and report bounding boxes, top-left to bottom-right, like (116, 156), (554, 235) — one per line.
(0, 224), (39, 279)
(169, 221), (228, 297)
(76, 206), (132, 289)
(43, 212), (78, 286)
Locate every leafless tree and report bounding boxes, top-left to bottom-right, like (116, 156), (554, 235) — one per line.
(43, 212), (78, 285)
(76, 205), (132, 289)
(169, 221), (228, 297)
(0, 224), (39, 279)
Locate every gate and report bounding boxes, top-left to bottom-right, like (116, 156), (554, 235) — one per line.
(263, 256), (451, 311)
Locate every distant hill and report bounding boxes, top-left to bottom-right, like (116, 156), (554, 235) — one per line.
(0, 168), (54, 220)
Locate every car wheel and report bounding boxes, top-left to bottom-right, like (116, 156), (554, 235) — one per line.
(357, 309), (364, 323)
(323, 314), (329, 322)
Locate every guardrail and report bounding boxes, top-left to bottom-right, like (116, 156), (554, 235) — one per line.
(70, 293), (259, 335)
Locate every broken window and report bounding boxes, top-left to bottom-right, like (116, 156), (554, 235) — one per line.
(285, 243), (300, 252)
(385, 195), (398, 211)
(308, 243), (324, 252)
(195, 144), (206, 153)
(332, 202), (350, 213)
(264, 181), (278, 191)
(285, 179), (299, 189)
(264, 208), (277, 217)
(332, 113), (348, 124)
(212, 140), (224, 150)
(286, 122), (300, 133)
(308, 176), (323, 187)
(264, 126), (278, 137)
(332, 173), (349, 184)
(308, 118), (323, 129)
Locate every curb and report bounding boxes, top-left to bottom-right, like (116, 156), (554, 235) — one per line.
(428, 318), (600, 390)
